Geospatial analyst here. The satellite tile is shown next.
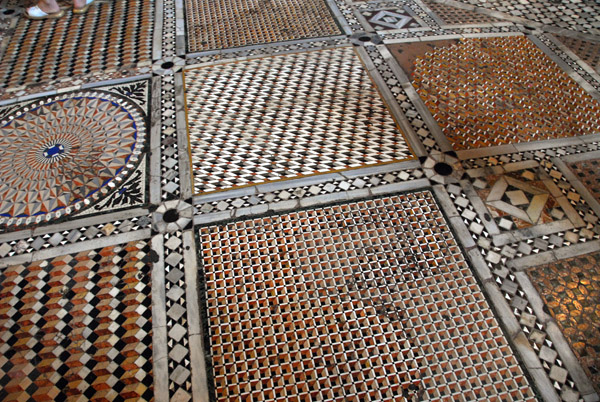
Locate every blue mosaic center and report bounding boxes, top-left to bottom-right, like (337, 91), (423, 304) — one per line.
(43, 143), (66, 158)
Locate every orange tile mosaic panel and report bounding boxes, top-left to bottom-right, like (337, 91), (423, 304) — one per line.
(390, 36), (600, 150)
(569, 158), (600, 201)
(0, 0), (152, 92)
(185, 47), (414, 194)
(528, 252), (600, 391)
(199, 192), (536, 401)
(0, 242), (153, 401)
(185, 0), (341, 52)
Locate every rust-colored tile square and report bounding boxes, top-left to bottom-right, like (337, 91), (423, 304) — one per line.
(389, 36), (600, 150)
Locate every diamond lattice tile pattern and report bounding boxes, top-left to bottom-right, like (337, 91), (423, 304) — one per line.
(528, 252), (600, 391)
(185, 47), (413, 194)
(0, 0), (152, 92)
(402, 36), (600, 150)
(569, 158), (600, 201)
(199, 192), (536, 401)
(0, 242), (153, 401)
(185, 0), (341, 52)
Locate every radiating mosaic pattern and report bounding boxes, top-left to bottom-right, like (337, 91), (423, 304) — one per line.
(185, 47), (413, 194)
(395, 36), (600, 150)
(528, 252), (600, 391)
(0, 241), (154, 401)
(423, 0), (498, 25)
(555, 35), (600, 74)
(185, 0), (341, 52)
(569, 158), (600, 201)
(0, 0), (153, 93)
(199, 192), (536, 401)
(0, 91), (146, 227)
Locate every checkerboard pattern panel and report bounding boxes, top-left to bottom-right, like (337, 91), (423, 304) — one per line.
(185, 47), (414, 194)
(199, 192), (535, 401)
(0, 242), (153, 401)
(397, 36), (600, 150)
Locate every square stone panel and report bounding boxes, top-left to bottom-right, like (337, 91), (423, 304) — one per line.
(528, 251), (600, 392)
(0, 241), (154, 401)
(388, 36), (600, 150)
(184, 47), (414, 194)
(199, 191), (536, 401)
(185, 0), (341, 52)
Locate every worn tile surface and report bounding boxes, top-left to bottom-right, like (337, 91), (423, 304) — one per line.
(199, 192), (536, 401)
(555, 34), (600, 75)
(0, 241), (153, 401)
(390, 36), (600, 150)
(528, 252), (600, 391)
(0, 0), (153, 97)
(185, 47), (414, 194)
(185, 0), (341, 52)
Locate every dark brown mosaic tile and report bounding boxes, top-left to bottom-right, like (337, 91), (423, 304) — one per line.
(423, 0), (499, 25)
(0, 241), (154, 401)
(528, 252), (600, 391)
(555, 35), (600, 74)
(185, 0), (341, 52)
(390, 36), (600, 150)
(199, 192), (536, 401)
(0, 0), (153, 95)
(569, 158), (600, 202)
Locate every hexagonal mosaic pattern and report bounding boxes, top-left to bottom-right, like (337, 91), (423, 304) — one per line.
(199, 192), (536, 401)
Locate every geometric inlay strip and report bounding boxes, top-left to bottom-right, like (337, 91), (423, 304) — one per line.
(199, 191), (536, 401)
(185, 47), (414, 194)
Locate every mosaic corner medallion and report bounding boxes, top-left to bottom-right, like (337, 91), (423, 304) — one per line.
(0, 89), (147, 229)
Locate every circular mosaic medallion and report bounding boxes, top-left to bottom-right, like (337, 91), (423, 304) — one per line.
(0, 92), (145, 227)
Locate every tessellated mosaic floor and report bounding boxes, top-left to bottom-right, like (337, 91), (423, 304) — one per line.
(0, 0), (599, 400)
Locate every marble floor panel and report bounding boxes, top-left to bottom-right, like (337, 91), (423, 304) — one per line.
(185, 0), (341, 52)
(185, 47), (414, 194)
(389, 36), (600, 150)
(199, 193), (536, 401)
(0, 241), (153, 401)
(0, 0), (153, 99)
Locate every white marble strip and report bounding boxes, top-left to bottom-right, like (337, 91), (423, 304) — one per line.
(151, 234), (170, 402)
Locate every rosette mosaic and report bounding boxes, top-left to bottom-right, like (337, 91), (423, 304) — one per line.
(0, 92), (145, 227)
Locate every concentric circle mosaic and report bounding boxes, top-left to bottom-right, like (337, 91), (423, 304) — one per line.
(0, 92), (145, 227)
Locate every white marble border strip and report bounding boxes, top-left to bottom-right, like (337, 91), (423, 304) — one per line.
(182, 230), (211, 401)
(543, 33), (600, 85)
(553, 154), (600, 218)
(151, 234), (170, 402)
(153, 0), (164, 61)
(357, 45), (427, 157)
(326, 0), (353, 35)
(193, 177), (431, 226)
(150, 76), (163, 205)
(175, 72), (194, 199)
(0, 229), (151, 269)
(375, 43), (453, 152)
(175, 0), (186, 56)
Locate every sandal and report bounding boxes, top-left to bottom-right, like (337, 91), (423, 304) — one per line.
(25, 5), (65, 19)
(73, 0), (94, 14)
